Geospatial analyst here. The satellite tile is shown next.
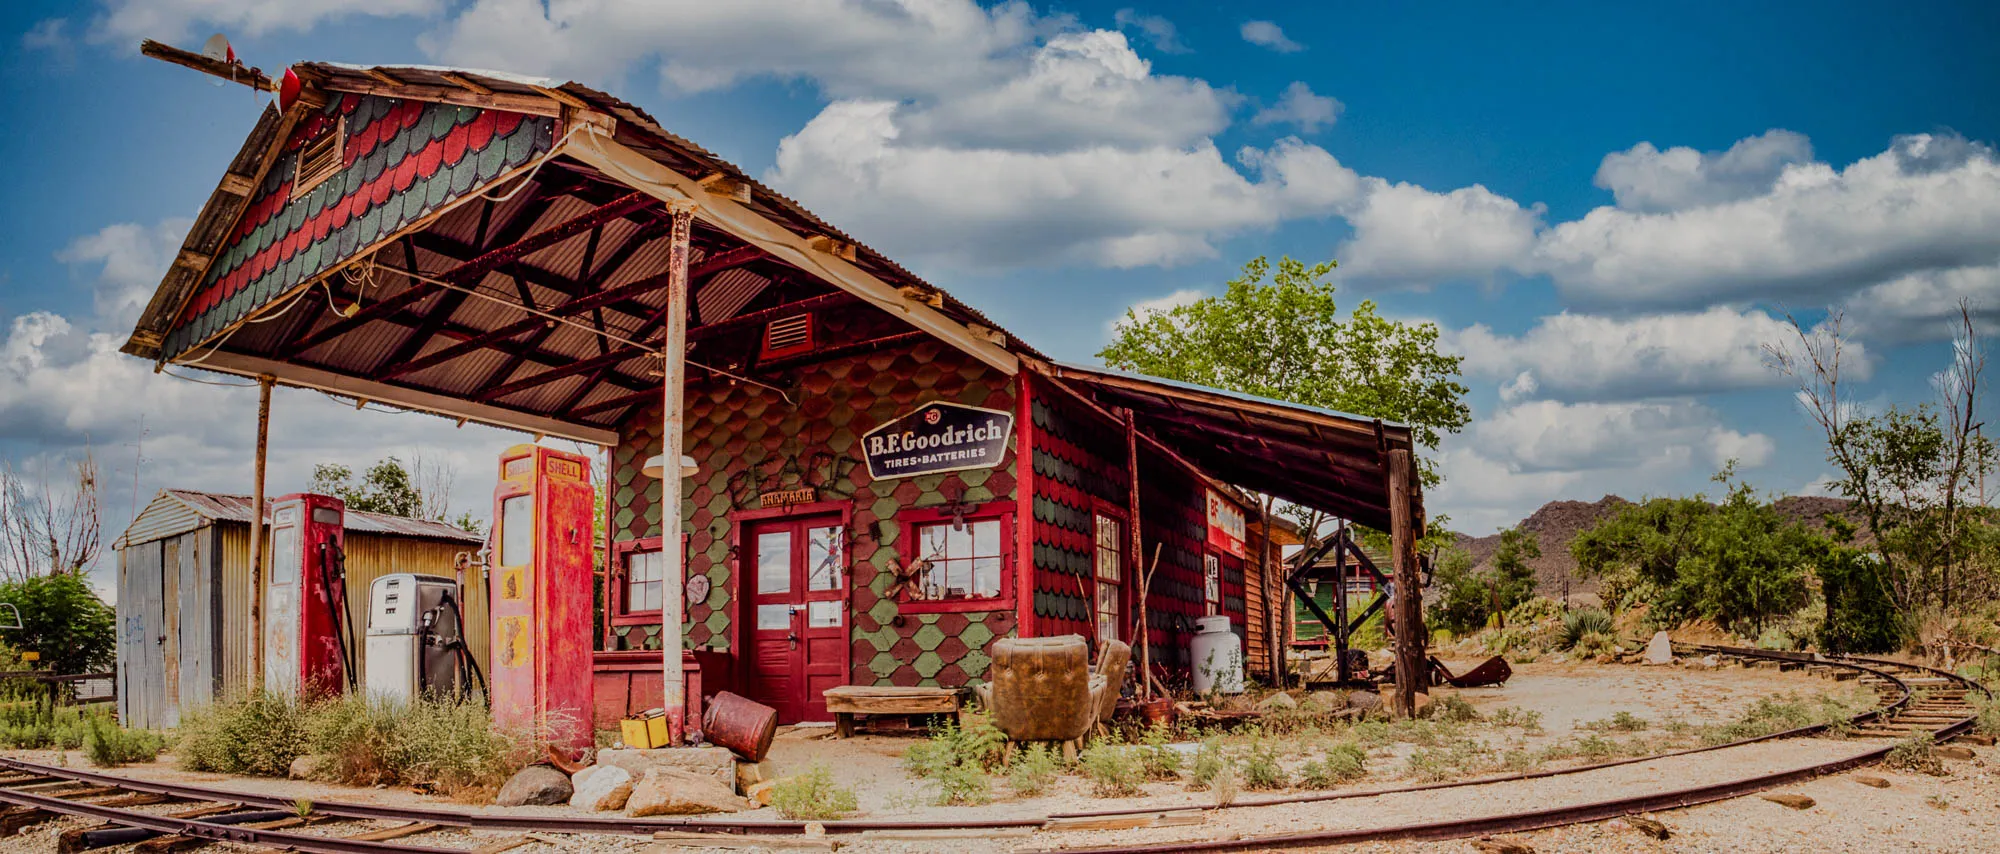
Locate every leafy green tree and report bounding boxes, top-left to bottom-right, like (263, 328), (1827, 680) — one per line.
(1490, 527), (1541, 617)
(1099, 256), (1470, 488)
(310, 457), (444, 521)
(1426, 547), (1488, 635)
(0, 573), (114, 674)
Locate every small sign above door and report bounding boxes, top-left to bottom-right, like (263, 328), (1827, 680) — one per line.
(759, 488), (817, 509)
(862, 401), (1014, 480)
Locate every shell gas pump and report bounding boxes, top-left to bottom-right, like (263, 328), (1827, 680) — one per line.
(489, 445), (596, 748)
(263, 493), (357, 697)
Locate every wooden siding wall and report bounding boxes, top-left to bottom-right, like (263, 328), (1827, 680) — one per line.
(610, 337), (1022, 689)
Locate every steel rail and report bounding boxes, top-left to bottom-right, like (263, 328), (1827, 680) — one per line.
(1048, 644), (1909, 819)
(0, 787), (462, 854)
(1039, 644), (1986, 853)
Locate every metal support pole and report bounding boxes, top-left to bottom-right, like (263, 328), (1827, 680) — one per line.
(1387, 450), (1421, 718)
(660, 201), (695, 745)
(248, 376), (273, 690)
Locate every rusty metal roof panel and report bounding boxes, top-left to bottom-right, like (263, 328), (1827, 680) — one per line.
(156, 489), (483, 542)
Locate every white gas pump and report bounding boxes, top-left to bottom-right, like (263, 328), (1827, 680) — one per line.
(363, 573), (483, 703)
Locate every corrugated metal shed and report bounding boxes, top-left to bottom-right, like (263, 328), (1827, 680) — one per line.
(118, 489), (484, 547)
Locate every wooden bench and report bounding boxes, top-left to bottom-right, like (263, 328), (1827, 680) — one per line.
(822, 686), (963, 738)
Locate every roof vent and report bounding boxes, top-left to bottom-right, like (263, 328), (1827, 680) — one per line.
(760, 314), (814, 360)
(292, 117), (345, 200)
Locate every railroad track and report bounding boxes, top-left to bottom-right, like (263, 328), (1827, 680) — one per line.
(0, 645), (1986, 853)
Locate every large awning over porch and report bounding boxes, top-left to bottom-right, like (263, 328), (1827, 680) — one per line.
(1039, 362), (1422, 533)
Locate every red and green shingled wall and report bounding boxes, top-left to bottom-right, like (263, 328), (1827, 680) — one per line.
(609, 338), (1020, 688)
(162, 94), (555, 359)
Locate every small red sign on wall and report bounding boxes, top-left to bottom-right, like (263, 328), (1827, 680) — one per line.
(1206, 490), (1247, 559)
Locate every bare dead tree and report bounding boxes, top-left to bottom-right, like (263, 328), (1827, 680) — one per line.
(0, 448), (103, 582)
(407, 451), (458, 523)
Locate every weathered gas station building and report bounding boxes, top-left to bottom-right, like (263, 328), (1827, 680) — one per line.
(123, 57), (1426, 734)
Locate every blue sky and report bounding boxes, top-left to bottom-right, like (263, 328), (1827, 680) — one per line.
(3, 1), (1999, 589)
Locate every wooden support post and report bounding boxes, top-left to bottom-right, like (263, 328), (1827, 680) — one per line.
(1259, 496), (1281, 687)
(1124, 410), (1146, 698)
(1387, 450), (1421, 718)
(248, 376), (273, 690)
(660, 201), (695, 745)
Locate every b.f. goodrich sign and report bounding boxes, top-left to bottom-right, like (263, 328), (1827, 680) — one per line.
(862, 401), (1014, 480)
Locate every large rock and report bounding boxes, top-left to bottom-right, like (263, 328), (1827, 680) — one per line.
(1346, 691), (1383, 713)
(569, 765), (634, 812)
(595, 747), (738, 792)
(1305, 691), (1345, 711)
(495, 765), (572, 807)
(735, 760), (776, 792)
(626, 767), (752, 816)
(1643, 631), (1674, 666)
(1256, 692), (1298, 712)
(289, 754), (333, 781)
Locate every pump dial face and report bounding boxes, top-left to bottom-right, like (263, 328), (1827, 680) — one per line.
(686, 573), (712, 606)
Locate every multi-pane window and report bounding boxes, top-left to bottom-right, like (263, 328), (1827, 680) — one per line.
(625, 550), (664, 613)
(1095, 514), (1122, 642)
(912, 518), (1003, 601)
(1203, 552), (1221, 616)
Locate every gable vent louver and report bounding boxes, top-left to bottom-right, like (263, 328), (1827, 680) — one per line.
(292, 117), (346, 200)
(761, 314), (814, 359)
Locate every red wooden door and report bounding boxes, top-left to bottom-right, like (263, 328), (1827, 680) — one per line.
(745, 516), (847, 723)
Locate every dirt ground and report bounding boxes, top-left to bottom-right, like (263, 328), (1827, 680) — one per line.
(0, 660), (1989, 853)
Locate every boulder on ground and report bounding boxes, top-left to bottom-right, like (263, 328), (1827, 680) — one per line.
(495, 765), (572, 806)
(1346, 691), (1383, 713)
(569, 764), (634, 812)
(1256, 692), (1298, 712)
(626, 766), (752, 816)
(746, 779), (778, 807)
(595, 746), (738, 792)
(735, 760), (776, 792)
(1304, 691), (1345, 711)
(1643, 631), (1674, 666)
(288, 754), (333, 781)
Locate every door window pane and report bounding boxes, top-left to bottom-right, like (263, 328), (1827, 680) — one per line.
(757, 531), (792, 594)
(757, 604), (792, 630)
(499, 495), (532, 566)
(808, 601), (842, 628)
(626, 551), (663, 613)
(806, 526), (843, 591)
(913, 518), (1003, 601)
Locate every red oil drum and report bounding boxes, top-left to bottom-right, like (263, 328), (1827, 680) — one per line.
(703, 691), (778, 762)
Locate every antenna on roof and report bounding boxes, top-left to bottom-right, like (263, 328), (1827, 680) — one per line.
(140, 36), (276, 93)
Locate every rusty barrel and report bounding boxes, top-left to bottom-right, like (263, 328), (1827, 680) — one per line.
(703, 691), (777, 762)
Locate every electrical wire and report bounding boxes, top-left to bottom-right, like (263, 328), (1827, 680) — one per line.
(475, 123), (587, 203)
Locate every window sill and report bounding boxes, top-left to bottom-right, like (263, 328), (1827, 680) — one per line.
(894, 596), (1014, 615)
(610, 611), (664, 627)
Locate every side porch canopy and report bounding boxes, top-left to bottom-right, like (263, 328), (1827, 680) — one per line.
(1041, 363), (1422, 533)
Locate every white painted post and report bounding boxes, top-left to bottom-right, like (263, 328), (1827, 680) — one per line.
(661, 201), (694, 745)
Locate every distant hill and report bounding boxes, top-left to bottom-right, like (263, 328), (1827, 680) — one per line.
(1450, 494), (1866, 600)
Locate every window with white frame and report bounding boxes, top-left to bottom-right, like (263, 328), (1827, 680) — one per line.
(1094, 514), (1122, 642)
(625, 549), (664, 613)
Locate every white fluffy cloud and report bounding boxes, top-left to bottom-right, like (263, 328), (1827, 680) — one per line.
(1539, 133), (2000, 308)
(88, 0), (440, 44)
(1433, 398), (1773, 532)
(1239, 20), (1302, 53)
(1594, 129), (1814, 212)
(1336, 179), (1544, 282)
(1104, 287), (1204, 335)
(1451, 306), (1869, 402)
(1253, 82), (1341, 134)
(421, 0), (1045, 98)
(1841, 264), (2000, 343)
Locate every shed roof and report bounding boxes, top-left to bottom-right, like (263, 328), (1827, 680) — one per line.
(115, 489), (484, 549)
(1041, 363), (1423, 532)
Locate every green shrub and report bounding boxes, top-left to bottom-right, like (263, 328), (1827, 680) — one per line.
(1580, 711), (1649, 733)
(1972, 693), (2000, 738)
(1816, 547), (1903, 653)
(1238, 741), (1287, 790)
(1404, 739), (1496, 782)
(177, 692), (526, 797)
(1185, 738), (1227, 791)
(82, 717), (164, 767)
(1079, 739), (1143, 797)
(176, 692), (309, 777)
(1886, 732), (1946, 776)
(902, 718), (1005, 779)
(1428, 694), (1481, 723)
(1506, 597), (1563, 626)
(1006, 744), (1059, 796)
(1137, 725), (1182, 780)
(931, 763), (992, 805)
(1488, 707), (1543, 731)
(1558, 609), (1613, 650)
(1298, 742), (1366, 788)
(771, 761), (859, 820)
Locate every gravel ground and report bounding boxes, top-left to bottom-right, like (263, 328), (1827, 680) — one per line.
(0, 661), (1982, 853)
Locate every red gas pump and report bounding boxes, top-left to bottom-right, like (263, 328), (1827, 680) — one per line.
(263, 494), (354, 697)
(489, 445), (596, 748)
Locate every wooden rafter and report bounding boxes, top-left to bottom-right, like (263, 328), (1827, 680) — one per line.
(288, 191), (656, 354)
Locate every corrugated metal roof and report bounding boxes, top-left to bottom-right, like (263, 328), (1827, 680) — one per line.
(142, 489), (484, 543)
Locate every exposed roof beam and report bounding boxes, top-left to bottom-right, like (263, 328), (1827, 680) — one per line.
(478, 346), (638, 403)
(289, 191), (656, 354)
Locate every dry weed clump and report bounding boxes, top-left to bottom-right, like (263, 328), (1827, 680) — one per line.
(771, 761), (859, 820)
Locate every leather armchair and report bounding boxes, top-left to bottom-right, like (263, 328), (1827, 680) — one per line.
(973, 635), (1094, 753)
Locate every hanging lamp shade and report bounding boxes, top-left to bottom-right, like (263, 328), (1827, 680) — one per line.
(642, 453), (699, 479)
